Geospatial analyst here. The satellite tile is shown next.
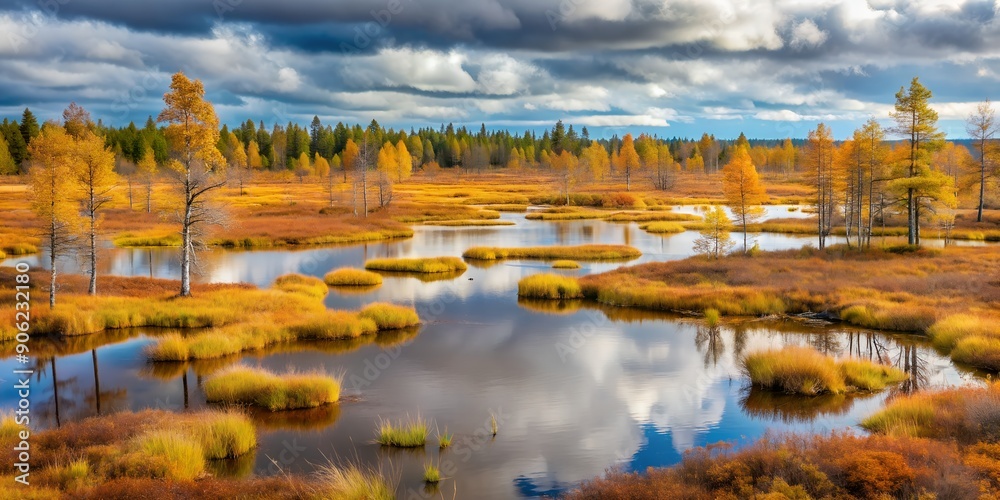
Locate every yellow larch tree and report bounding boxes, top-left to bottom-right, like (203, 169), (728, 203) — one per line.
(722, 145), (767, 253)
(29, 124), (81, 307)
(157, 71), (226, 297)
(618, 133), (641, 191)
(395, 139), (412, 182)
(73, 128), (119, 295)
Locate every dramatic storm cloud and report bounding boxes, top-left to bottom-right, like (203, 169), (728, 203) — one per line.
(1, 0), (997, 137)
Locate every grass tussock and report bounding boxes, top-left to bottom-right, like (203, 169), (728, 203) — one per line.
(272, 273), (329, 300)
(313, 463), (395, 500)
(375, 416), (429, 448)
(839, 359), (909, 391)
(365, 256), (468, 274)
(324, 268), (383, 287)
(423, 219), (515, 226)
(744, 347), (846, 395)
(113, 231), (182, 247)
(518, 274), (584, 300)
(639, 221), (687, 234)
(551, 260), (581, 269)
(358, 302), (421, 330)
(743, 346), (907, 395)
(203, 366), (340, 411)
(861, 382), (1000, 444)
(423, 464), (441, 483)
(463, 244), (641, 261)
(129, 431), (206, 480)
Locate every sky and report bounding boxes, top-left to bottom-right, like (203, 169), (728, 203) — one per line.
(1, 0), (999, 139)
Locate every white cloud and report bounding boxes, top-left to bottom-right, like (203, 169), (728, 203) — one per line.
(344, 47), (477, 93)
(790, 19), (828, 50)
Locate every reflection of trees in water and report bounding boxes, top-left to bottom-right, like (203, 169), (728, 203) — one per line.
(844, 331), (928, 395)
(893, 343), (928, 396)
(34, 350), (130, 429)
(695, 324), (725, 368)
(740, 387), (877, 423)
(809, 330), (842, 355)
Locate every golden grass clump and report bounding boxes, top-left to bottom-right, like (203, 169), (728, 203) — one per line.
(463, 244), (641, 261)
(423, 463), (441, 483)
(324, 268), (384, 287)
(128, 431), (206, 480)
(203, 366), (341, 411)
(113, 231), (182, 247)
(928, 314), (995, 350)
(272, 273), (329, 300)
(358, 303), (421, 329)
(744, 347), (908, 396)
(839, 360), (908, 391)
(639, 221), (687, 234)
(518, 274), (584, 300)
(192, 411), (258, 459)
(859, 383), (1000, 443)
(313, 463), (395, 500)
(951, 336), (1000, 371)
(423, 219), (515, 226)
(365, 256), (468, 273)
(375, 416), (429, 447)
(743, 347), (847, 395)
(291, 312), (379, 339)
(551, 260), (581, 269)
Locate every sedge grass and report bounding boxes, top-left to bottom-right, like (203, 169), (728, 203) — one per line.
(838, 360), (908, 391)
(192, 410), (258, 459)
(744, 347), (908, 395)
(324, 268), (383, 287)
(365, 256), (468, 274)
(951, 336), (1000, 371)
(314, 463), (395, 500)
(272, 274), (329, 300)
(639, 221), (687, 234)
(128, 431), (206, 480)
(437, 428), (452, 449)
(743, 347), (847, 395)
(203, 366), (340, 411)
(358, 303), (421, 329)
(463, 244), (641, 261)
(551, 260), (581, 269)
(423, 220), (515, 226)
(423, 464), (441, 483)
(518, 274), (584, 300)
(375, 416), (429, 448)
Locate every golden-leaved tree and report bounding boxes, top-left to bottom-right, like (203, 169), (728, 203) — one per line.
(693, 206), (734, 258)
(617, 134), (641, 191)
(73, 129), (118, 295)
(722, 146), (767, 252)
(137, 144), (158, 214)
(551, 150), (581, 204)
(395, 139), (412, 183)
(581, 141), (609, 181)
(805, 123), (836, 249)
(376, 141), (397, 208)
(29, 124), (80, 307)
(158, 72), (226, 297)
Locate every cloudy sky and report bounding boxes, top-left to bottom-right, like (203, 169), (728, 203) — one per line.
(1, 0), (998, 139)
